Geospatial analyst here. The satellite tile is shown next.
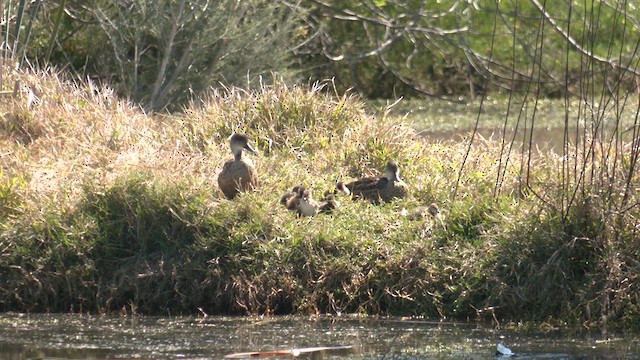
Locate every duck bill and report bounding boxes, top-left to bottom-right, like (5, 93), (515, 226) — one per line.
(244, 142), (257, 153)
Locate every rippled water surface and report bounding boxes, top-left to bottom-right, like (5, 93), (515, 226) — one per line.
(0, 314), (637, 359)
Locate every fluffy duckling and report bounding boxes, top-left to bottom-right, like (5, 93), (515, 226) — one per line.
(217, 133), (258, 199)
(297, 188), (320, 217)
(428, 202), (440, 217)
(405, 202), (445, 238)
(281, 187), (339, 216)
(318, 191), (340, 213)
(407, 202), (441, 220)
(338, 161), (409, 204)
(280, 185), (305, 211)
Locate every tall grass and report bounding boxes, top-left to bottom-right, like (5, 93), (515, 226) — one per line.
(455, 0), (640, 330)
(0, 67), (639, 329)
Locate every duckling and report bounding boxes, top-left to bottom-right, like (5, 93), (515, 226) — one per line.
(280, 185), (305, 211)
(318, 191), (340, 213)
(297, 188), (320, 217)
(281, 187), (338, 217)
(427, 202), (440, 217)
(339, 161), (408, 204)
(407, 202), (441, 220)
(405, 202), (445, 238)
(217, 133), (258, 199)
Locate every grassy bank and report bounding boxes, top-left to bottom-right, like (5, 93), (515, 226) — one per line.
(1, 69), (639, 330)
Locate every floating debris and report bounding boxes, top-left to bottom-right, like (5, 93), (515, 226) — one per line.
(496, 342), (514, 357)
(224, 345), (354, 358)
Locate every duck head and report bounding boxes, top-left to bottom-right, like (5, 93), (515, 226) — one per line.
(428, 203), (440, 217)
(300, 188), (312, 201)
(229, 133), (256, 160)
(281, 185), (305, 207)
(335, 181), (351, 196)
(384, 161), (402, 182)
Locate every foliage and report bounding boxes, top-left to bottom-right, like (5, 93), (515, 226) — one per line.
(4, 1), (639, 109)
(292, 0), (640, 99)
(3, 0), (300, 111)
(88, 0), (300, 111)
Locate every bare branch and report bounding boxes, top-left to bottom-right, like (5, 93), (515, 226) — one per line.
(529, 0), (640, 76)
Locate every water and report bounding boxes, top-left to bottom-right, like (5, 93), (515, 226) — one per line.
(0, 313), (637, 359)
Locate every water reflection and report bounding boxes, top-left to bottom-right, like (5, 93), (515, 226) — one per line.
(0, 313), (637, 359)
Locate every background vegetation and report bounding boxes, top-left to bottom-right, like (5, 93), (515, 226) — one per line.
(12, 0), (298, 111)
(3, 1), (640, 107)
(0, 0), (639, 331)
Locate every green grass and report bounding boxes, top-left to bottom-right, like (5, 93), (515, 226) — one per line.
(1, 68), (639, 330)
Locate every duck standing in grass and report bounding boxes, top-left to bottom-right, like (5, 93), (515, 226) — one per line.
(339, 161), (408, 204)
(299, 188), (341, 216)
(217, 133), (258, 199)
(404, 202), (445, 238)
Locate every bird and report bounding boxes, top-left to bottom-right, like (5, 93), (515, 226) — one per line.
(318, 191), (340, 213)
(217, 133), (258, 199)
(407, 202), (441, 220)
(280, 185), (305, 211)
(297, 188), (320, 217)
(496, 342), (514, 357)
(427, 202), (440, 217)
(403, 202), (444, 238)
(281, 186), (339, 217)
(338, 161), (409, 204)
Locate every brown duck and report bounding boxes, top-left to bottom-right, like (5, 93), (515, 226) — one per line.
(338, 161), (408, 204)
(217, 133), (258, 199)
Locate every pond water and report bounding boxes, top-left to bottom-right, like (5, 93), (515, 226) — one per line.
(0, 313), (637, 359)
(381, 97), (640, 154)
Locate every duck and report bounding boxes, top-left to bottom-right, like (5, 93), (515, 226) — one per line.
(338, 161), (408, 204)
(280, 185), (305, 211)
(297, 188), (320, 217)
(281, 186), (339, 216)
(427, 202), (440, 217)
(318, 191), (340, 213)
(217, 133), (258, 199)
(404, 202), (445, 238)
(407, 202), (441, 220)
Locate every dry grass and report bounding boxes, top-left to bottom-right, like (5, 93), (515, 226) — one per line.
(1, 68), (639, 330)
